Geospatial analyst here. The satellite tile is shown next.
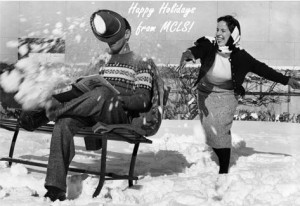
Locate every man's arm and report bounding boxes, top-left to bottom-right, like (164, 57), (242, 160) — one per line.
(118, 88), (152, 112)
(120, 58), (154, 112)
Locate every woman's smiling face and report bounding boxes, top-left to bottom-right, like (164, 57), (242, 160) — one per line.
(216, 21), (231, 47)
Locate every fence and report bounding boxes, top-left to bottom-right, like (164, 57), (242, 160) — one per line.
(159, 65), (300, 121)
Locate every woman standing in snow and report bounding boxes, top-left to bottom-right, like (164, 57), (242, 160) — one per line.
(179, 15), (300, 174)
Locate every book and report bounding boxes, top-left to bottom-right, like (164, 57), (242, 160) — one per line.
(53, 74), (120, 102)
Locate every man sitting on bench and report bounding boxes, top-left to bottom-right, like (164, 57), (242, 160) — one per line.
(44, 9), (155, 202)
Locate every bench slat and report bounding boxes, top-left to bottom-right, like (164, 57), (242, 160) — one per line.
(0, 157), (138, 181)
(0, 119), (152, 144)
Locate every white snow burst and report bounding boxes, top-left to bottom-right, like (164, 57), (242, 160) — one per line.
(0, 52), (111, 111)
(6, 40), (19, 48)
(75, 35), (82, 43)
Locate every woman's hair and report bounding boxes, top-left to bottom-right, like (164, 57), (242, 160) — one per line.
(217, 15), (241, 35)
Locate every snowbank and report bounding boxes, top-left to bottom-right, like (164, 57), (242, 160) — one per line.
(0, 120), (299, 205)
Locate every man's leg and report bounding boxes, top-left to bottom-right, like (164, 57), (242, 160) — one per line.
(48, 87), (115, 121)
(45, 117), (90, 193)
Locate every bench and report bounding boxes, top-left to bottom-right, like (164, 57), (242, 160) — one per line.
(0, 115), (154, 198)
(0, 59), (170, 198)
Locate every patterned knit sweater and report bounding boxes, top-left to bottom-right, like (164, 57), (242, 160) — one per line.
(99, 51), (154, 112)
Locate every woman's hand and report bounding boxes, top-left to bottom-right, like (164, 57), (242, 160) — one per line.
(287, 77), (300, 89)
(177, 50), (196, 72)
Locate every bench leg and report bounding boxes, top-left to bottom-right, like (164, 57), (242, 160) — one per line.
(93, 138), (107, 198)
(8, 124), (20, 167)
(128, 143), (140, 187)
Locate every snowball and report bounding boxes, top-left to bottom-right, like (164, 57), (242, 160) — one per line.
(52, 28), (63, 36)
(79, 22), (86, 28)
(0, 70), (23, 93)
(18, 44), (29, 56)
(0, 189), (8, 199)
(94, 14), (106, 34)
(0, 161), (8, 169)
(10, 164), (28, 176)
(67, 174), (85, 200)
(75, 35), (81, 43)
(90, 52), (111, 67)
(1, 53), (98, 110)
(15, 57), (40, 74)
(55, 22), (63, 28)
(6, 40), (19, 48)
(43, 29), (49, 34)
(20, 17), (27, 22)
(276, 183), (299, 197)
(68, 24), (75, 30)
(232, 134), (246, 149)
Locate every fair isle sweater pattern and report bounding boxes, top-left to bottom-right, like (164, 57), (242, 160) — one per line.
(99, 52), (153, 93)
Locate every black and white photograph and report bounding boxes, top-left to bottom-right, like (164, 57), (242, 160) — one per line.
(0, 1), (300, 205)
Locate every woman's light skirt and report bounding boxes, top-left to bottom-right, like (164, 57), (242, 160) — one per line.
(197, 82), (238, 148)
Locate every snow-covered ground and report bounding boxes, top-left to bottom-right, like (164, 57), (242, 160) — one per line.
(0, 120), (300, 206)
